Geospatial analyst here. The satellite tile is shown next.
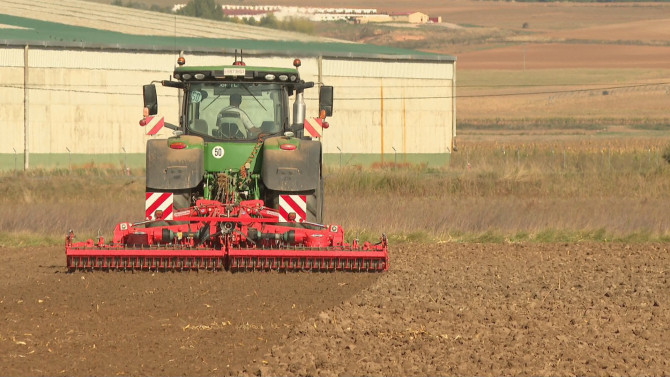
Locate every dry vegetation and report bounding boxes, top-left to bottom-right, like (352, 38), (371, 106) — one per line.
(457, 68), (670, 129)
(3, 132), (670, 246)
(327, 133), (670, 243)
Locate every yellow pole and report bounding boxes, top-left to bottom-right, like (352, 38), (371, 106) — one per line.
(402, 89), (407, 163)
(380, 79), (384, 165)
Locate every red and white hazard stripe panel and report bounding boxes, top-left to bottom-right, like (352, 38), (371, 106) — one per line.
(303, 117), (323, 138)
(145, 192), (173, 220)
(142, 116), (165, 136)
(278, 195), (307, 222)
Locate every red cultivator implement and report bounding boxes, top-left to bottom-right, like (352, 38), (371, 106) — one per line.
(66, 200), (388, 272)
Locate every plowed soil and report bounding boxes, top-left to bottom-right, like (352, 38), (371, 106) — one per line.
(1, 243), (669, 376)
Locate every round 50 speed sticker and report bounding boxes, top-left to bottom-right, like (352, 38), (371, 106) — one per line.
(212, 146), (225, 159)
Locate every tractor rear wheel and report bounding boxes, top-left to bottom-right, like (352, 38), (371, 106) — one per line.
(307, 178), (324, 224)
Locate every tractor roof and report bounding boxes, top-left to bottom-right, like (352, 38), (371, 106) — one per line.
(174, 65), (301, 83)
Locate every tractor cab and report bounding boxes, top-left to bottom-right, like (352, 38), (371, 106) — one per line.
(186, 82), (287, 141)
(142, 56), (333, 142)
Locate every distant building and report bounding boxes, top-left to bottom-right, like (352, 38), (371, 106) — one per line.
(220, 5), (379, 22)
(175, 4), (435, 25)
(391, 12), (429, 24)
(353, 14), (391, 24)
(223, 9), (269, 22)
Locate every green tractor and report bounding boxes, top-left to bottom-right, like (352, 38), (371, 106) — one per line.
(142, 56), (333, 224)
(65, 55), (388, 272)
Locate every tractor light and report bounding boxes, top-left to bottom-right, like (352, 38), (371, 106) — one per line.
(293, 58), (301, 68)
(287, 212), (297, 221)
(154, 210), (163, 219)
(322, 121), (330, 129)
(182, 73), (192, 80)
(280, 143), (297, 151)
(170, 142), (187, 149)
(289, 75), (296, 81)
(194, 73), (205, 80)
(265, 74), (276, 81)
(278, 74), (288, 81)
(177, 56), (185, 66)
(174, 73), (181, 79)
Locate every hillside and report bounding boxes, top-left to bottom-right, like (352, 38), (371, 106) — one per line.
(83, 0), (670, 70)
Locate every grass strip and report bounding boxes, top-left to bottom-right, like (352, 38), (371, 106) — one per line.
(0, 232), (64, 248)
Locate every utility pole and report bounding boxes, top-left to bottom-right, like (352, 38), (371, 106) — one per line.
(24, 45), (30, 170)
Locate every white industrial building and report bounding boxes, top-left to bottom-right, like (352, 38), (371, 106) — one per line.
(0, 0), (456, 170)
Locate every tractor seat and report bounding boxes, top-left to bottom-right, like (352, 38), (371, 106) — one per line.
(217, 112), (247, 139)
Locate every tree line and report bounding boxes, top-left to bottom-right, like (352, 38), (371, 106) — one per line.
(111, 0), (314, 34)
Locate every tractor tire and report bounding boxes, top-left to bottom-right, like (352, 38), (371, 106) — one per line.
(307, 178), (324, 224)
(171, 189), (193, 211)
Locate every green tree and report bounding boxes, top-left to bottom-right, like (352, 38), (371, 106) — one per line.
(177, 0), (223, 21)
(259, 13), (279, 28)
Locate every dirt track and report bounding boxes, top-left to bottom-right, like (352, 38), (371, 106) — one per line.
(1, 242), (668, 376)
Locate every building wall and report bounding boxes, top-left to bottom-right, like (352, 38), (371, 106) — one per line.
(0, 46), (454, 169)
(356, 14), (392, 24)
(408, 12), (430, 24)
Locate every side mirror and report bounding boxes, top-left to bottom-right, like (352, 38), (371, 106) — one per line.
(319, 86), (333, 117)
(143, 84), (158, 115)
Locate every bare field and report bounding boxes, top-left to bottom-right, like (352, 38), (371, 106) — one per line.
(457, 69), (670, 124)
(1, 242), (668, 376)
(456, 44), (670, 70)
(546, 18), (670, 43)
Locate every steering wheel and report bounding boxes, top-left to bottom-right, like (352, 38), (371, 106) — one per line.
(217, 120), (246, 139)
